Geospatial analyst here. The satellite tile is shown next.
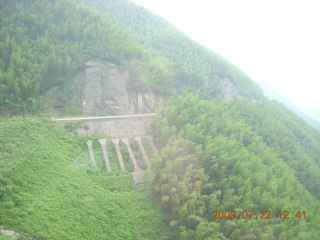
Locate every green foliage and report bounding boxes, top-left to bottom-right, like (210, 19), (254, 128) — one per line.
(0, 119), (172, 239)
(0, 0), (264, 114)
(2, 1), (320, 239)
(152, 94), (320, 239)
(0, 234), (12, 240)
(0, 0), (145, 114)
(81, 0), (263, 99)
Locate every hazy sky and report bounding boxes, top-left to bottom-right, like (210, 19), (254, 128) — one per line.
(130, 0), (320, 121)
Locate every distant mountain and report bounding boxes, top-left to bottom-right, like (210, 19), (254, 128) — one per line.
(260, 83), (320, 130)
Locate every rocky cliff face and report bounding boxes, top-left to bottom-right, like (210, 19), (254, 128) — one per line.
(44, 61), (240, 115)
(45, 60), (165, 115)
(220, 77), (240, 99)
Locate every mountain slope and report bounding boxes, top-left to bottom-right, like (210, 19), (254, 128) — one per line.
(0, 0), (263, 115)
(0, 0), (148, 114)
(1, 0), (320, 240)
(0, 119), (172, 239)
(80, 0), (263, 99)
(152, 95), (320, 239)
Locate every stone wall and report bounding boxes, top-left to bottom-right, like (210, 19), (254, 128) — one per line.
(73, 114), (155, 137)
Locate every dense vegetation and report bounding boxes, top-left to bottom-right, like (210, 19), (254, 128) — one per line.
(1, 0), (320, 239)
(0, 119), (172, 239)
(0, 234), (12, 240)
(152, 94), (320, 239)
(0, 0), (263, 115)
(0, 0), (151, 114)
(80, 0), (262, 99)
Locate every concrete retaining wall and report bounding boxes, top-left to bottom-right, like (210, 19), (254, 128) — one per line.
(56, 114), (158, 185)
(56, 114), (156, 137)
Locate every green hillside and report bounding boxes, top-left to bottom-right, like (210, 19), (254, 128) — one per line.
(152, 95), (320, 239)
(1, 0), (320, 239)
(80, 0), (262, 99)
(0, 119), (172, 239)
(0, 0), (150, 114)
(0, 0), (262, 115)
(0, 234), (12, 240)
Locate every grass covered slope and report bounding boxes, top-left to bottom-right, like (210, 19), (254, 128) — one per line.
(0, 234), (12, 240)
(0, 119), (172, 240)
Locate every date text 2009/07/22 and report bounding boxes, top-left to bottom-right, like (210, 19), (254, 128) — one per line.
(212, 210), (306, 220)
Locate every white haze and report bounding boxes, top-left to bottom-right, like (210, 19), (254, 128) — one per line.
(130, 0), (320, 122)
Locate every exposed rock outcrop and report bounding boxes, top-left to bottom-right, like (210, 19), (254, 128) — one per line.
(220, 77), (240, 99)
(45, 60), (165, 115)
(0, 225), (33, 239)
(76, 61), (131, 115)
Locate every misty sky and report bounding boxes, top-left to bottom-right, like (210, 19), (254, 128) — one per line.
(130, 0), (320, 122)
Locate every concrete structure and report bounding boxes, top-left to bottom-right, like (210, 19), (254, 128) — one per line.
(145, 135), (160, 158)
(132, 169), (145, 186)
(135, 136), (152, 171)
(111, 138), (126, 172)
(86, 136), (157, 185)
(121, 138), (141, 172)
(55, 113), (157, 122)
(56, 114), (157, 137)
(56, 114), (159, 185)
(98, 139), (112, 172)
(86, 140), (96, 165)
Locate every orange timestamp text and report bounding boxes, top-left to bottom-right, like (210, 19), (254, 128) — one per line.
(212, 210), (306, 220)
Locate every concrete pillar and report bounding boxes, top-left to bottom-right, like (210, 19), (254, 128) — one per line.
(111, 138), (126, 171)
(132, 171), (145, 185)
(86, 140), (96, 165)
(98, 139), (112, 172)
(134, 137), (152, 171)
(137, 93), (143, 113)
(145, 135), (160, 157)
(121, 138), (142, 172)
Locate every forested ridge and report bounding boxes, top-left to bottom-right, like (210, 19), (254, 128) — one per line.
(0, 0), (320, 239)
(0, 0), (263, 114)
(152, 95), (320, 239)
(80, 0), (262, 99)
(0, 0), (173, 114)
